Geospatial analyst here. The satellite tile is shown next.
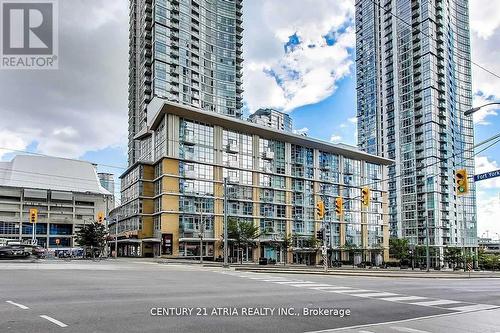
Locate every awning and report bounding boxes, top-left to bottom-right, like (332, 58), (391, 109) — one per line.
(142, 238), (161, 243)
(179, 238), (218, 242)
(116, 239), (141, 244)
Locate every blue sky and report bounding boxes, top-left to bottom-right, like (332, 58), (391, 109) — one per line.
(0, 0), (499, 236)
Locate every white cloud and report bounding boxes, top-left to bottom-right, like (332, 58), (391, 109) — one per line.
(243, 0), (354, 113)
(0, 0), (128, 159)
(476, 190), (500, 236)
(475, 156), (500, 189)
(470, 2), (500, 104)
(0, 130), (31, 160)
(348, 117), (357, 124)
(469, 0), (500, 39)
(293, 127), (309, 135)
(330, 134), (342, 143)
(472, 94), (499, 125)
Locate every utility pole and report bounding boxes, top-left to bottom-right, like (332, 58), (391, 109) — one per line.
(322, 223), (327, 272)
(425, 210), (430, 272)
(223, 177), (229, 268)
(425, 175), (432, 272)
(199, 211), (204, 265)
(114, 218), (118, 258)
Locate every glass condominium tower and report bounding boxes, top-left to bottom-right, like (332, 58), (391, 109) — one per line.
(355, 0), (477, 262)
(128, 0), (243, 165)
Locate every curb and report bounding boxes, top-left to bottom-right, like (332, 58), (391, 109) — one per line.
(234, 268), (500, 279)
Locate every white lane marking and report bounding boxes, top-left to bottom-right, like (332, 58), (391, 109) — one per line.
(358, 331), (376, 333)
(409, 299), (461, 307)
(39, 315), (68, 328)
(6, 301), (29, 310)
(263, 279), (292, 282)
(291, 283), (332, 288)
(380, 296), (427, 302)
(354, 292), (398, 298)
(328, 289), (372, 294)
(311, 286), (352, 290)
(391, 326), (432, 333)
(302, 308), (481, 333)
(274, 281), (310, 284)
(448, 304), (498, 312)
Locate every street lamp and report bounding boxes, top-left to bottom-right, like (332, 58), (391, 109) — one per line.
(464, 102), (500, 117)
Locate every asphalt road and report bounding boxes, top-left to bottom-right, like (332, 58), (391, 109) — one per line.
(0, 259), (499, 333)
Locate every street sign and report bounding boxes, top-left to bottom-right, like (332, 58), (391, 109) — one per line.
(474, 169), (500, 182)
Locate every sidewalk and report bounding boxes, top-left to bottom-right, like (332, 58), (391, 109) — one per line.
(231, 265), (500, 279)
(147, 257), (500, 278)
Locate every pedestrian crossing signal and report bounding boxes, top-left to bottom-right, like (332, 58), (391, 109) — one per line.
(97, 211), (104, 223)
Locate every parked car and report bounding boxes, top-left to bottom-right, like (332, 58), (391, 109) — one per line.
(0, 245), (31, 259)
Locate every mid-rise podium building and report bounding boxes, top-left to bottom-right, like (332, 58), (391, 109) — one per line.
(110, 99), (393, 264)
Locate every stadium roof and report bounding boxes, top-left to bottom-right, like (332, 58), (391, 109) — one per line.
(0, 155), (111, 195)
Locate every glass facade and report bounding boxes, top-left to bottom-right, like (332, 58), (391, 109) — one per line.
(128, 0), (243, 165)
(355, 0), (477, 260)
(117, 105), (391, 264)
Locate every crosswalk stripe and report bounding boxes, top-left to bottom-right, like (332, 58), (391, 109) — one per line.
(447, 304), (498, 312)
(380, 296), (427, 302)
(354, 292), (398, 298)
(409, 299), (461, 306)
(310, 286), (352, 290)
(391, 326), (431, 333)
(290, 283), (332, 288)
(329, 289), (372, 294)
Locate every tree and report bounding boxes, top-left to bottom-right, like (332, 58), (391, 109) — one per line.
(444, 247), (462, 268)
(266, 233), (293, 266)
(478, 250), (500, 271)
(389, 238), (409, 264)
(227, 218), (260, 263)
(341, 242), (361, 267)
(75, 221), (107, 258)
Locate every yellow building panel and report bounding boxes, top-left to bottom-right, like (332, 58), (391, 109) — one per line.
(138, 216), (153, 238)
(142, 199), (154, 214)
(162, 194), (179, 212)
(161, 213), (180, 256)
(162, 158), (179, 175)
(162, 177), (179, 194)
(143, 165), (155, 180)
(143, 182), (154, 197)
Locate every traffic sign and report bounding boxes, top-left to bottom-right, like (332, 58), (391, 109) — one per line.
(474, 169), (500, 182)
(467, 262), (472, 271)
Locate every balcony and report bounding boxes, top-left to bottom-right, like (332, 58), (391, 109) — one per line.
(182, 133), (195, 145)
(263, 151), (274, 160)
(184, 170), (196, 179)
(226, 143), (238, 153)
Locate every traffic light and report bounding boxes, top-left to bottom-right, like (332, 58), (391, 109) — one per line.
(361, 187), (370, 207)
(97, 211), (104, 223)
(316, 229), (324, 240)
(335, 197), (343, 216)
(315, 200), (325, 220)
(29, 208), (38, 224)
(455, 169), (468, 195)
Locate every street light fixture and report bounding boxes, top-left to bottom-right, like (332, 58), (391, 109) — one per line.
(464, 102), (500, 117)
